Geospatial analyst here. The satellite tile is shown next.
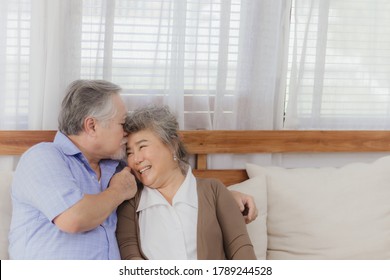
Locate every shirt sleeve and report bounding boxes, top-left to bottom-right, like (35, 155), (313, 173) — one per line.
(213, 180), (257, 260)
(12, 143), (84, 222)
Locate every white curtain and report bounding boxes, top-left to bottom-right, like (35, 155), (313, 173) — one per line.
(282, 0), (390, 167)
(0, 0), (82, 171)
(0, 0), (289, 170)
(285, 0), (390, 130)
(28, 0), (82, 129)
(0, 0), (81, 130)
(215, 0), (288, 130)
(77, 0), (289, 132)
(1, 0), (289, 130)
(210, 0), (290, 168)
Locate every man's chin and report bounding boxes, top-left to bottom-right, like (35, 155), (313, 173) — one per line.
(111, 149), (126, 160)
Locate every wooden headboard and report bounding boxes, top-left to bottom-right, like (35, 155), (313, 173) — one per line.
(2, 130), (390, 186)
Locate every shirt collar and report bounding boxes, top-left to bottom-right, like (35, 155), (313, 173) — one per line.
(53, 130), (120, 172)
(172, 167), (197, 208)
(54, 131), (81, 156)
(137, 167), (198, 212)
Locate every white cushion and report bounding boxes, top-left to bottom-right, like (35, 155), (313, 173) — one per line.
(246, 155), (390, 260)
(228, 175), (267, 259)
(0, 171), (13, 260)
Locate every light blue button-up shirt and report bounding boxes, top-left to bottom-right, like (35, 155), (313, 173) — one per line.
(9, 132), (122, 259)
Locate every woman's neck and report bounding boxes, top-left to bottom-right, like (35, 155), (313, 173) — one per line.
(157, 167), (186, 205)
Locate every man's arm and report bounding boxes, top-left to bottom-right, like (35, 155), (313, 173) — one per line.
(54, 167), (137, 233)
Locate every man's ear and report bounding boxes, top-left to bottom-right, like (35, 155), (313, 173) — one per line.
(84, 117), (97, 135)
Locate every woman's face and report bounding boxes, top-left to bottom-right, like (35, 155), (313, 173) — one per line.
(126, 129), (178, 188)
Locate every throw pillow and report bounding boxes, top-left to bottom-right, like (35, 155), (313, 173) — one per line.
(246, 156), (390, 259)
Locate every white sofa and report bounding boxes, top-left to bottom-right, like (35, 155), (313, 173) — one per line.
(2, 155), (390, 259)
(230, 155), (390, 259)
(0, 170), (12, 260)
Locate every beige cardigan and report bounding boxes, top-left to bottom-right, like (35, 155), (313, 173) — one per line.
(116, 178), (256, 260)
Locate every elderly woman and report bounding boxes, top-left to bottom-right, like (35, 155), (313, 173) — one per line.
(116, 105), (256, 260)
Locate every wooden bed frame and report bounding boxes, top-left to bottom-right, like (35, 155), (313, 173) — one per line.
(2, 130), (390, 186)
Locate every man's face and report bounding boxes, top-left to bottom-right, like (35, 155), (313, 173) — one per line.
(96, 94), (128, 160)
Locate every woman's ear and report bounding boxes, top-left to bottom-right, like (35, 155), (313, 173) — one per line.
(170, 141), (179, 158)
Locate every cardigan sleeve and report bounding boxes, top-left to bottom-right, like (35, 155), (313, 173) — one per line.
(116, 198), (145, 260)
(213, 180), (257, 260)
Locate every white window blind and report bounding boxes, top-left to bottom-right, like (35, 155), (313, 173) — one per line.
(0, 0), (30, 128)
(5, 1), (390, 130)
(80, 0), (241, 120)
(285, 0), (390, 128)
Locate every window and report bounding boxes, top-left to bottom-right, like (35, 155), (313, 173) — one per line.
(285, 0), (390, 128)
(80, 0), (241, 121)
(3, 0), (390, 130)
(0, 0), (30, 128)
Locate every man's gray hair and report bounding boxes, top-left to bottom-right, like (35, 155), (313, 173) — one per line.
(58, 79), (122, 135)
(124, 105), (189, 174)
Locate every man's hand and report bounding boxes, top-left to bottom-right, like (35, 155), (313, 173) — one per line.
(230, 190), (258, 224)
(108, 166), (138, 200)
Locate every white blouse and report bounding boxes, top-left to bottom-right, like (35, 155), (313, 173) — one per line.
(137, 168), (198, 260)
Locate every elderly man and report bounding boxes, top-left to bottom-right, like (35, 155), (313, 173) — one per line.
(8, 79), (257, 259)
